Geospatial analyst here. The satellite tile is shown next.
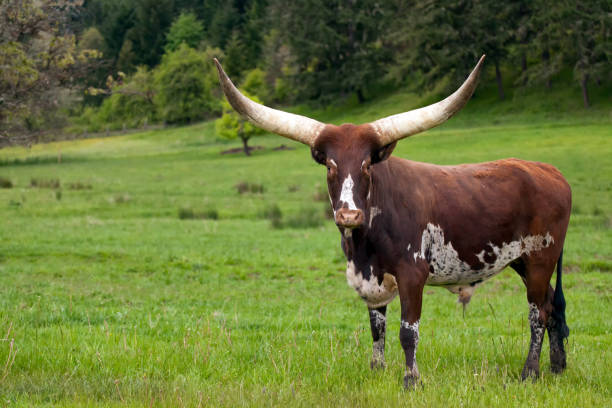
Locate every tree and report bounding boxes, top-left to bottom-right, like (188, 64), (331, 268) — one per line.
(0, 0), (99, 145)
(522, 0), (610, 106)
(154, 44), (222, 124)
(215, 91), (265, 156)
(562, 0), (610, 107)
(89, 67), (157, 130)
(389, 0), (512, 100)
(271, 0), (392, 103)
(123, 0), (175, 69)
(165, 12), (205, 52)
(241, 68), (271, 103)
(472, 1), (515, 100)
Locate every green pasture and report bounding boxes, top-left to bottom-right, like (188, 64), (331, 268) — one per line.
(1, 91), (611, 406)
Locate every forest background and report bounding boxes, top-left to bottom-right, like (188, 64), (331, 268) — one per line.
(0, 0), (610, 147)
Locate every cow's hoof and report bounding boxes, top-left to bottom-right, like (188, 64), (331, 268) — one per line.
(370, 359), (386, 370)
(520, 366), (540, 381)
(403, 375), (419, 390)
(550, 360), (566, 374)
(550, 353), (566, 374)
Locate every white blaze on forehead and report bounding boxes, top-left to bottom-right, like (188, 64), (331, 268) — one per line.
(339, 174), (358, 210)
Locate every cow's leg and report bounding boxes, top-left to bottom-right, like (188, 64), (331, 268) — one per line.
(546, 283), (568, 373)
(368, 305), (387, 369)
(548, 251), (569, 374)
(521, 263), (555, 381)
(397, 266), (427, 389)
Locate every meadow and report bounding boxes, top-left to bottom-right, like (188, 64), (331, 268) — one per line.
(0, 84), (611, 406)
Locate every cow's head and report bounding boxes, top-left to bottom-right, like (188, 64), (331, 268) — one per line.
(214, 56), (485, 230)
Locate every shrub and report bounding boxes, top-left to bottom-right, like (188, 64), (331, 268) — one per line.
(155, 44), (221, 124)
(30, 178), (60, 189)
(96, 67), (157, 129)
(67, 182), (93, 190)
(0, 177), (13, 188)
(235, 182), (264, 194)
(260, 203), (283, 228)
(285, 206), (324, 229)
(112, 193), (131, 204)
(178, 206), (219, 220)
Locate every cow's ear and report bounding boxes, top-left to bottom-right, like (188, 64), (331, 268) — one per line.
(372, 142), (396, 163)
(311, 147), (327, 165)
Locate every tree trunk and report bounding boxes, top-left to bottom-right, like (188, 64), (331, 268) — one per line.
(356, 88), (365, 104)
(241, 136), (251, 156)
(521, 53), (527, 85)
(542, 49), (551, 89)
(581, 73), (590, 108)
(495, 61), (505, 101)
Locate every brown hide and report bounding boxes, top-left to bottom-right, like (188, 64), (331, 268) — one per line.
(313, 123), (571, 290)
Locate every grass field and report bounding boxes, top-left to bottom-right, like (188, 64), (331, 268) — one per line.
(1, 84), (611, 406)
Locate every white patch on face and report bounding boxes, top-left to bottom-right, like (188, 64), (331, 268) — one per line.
(329, 158), (337, 167)
(346, 262), (398, 308)
(369, 206), (382, 228)
(414, 223), (554, 287)
(339, 175), (357, 210)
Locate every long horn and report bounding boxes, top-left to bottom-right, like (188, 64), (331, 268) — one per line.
(371, 55), (486, 146)
(214, 58), (325, 146)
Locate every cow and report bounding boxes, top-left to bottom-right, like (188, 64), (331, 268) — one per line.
(214, 55), (571, 388)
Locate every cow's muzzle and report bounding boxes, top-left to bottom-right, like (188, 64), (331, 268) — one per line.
(335, 209), (365, 229)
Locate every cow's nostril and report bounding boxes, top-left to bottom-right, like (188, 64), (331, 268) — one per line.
(335, 209), (364, 229)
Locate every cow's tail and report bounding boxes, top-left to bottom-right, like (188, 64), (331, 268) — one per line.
(551, 249), (570, 339)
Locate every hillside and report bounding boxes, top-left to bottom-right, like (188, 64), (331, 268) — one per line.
(0, 69), (610, 407)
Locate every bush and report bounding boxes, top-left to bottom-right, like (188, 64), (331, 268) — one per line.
(260, 204), (324, 229)
(67, 182), (93, 190)
(155, 44), (221, 124)
(235, 182), (264, 194)
(260, 203), (283, 228)
(0, 177), (13, 188)
(97, 67), (157, 129)
(284, 206), (325, 229)
(30, 178), (60, 189)
(178, 206), (219, 220)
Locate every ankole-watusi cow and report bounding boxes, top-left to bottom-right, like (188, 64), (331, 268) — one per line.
(214, 55), (571, 388)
